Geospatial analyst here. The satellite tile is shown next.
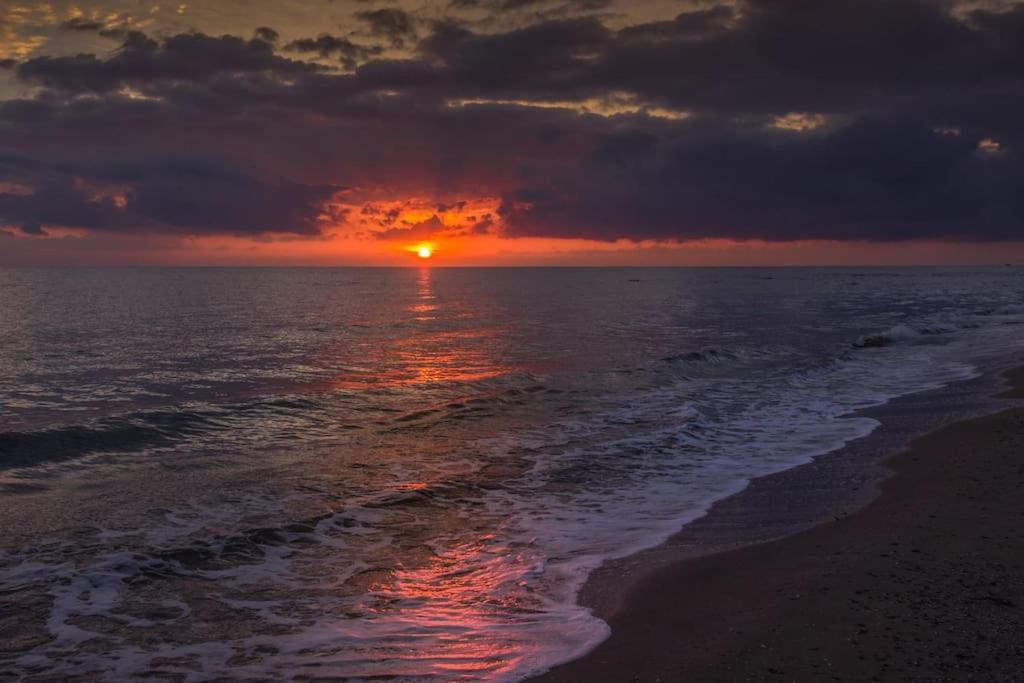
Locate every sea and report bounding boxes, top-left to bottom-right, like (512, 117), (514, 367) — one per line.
(1, 266), (1022, 680)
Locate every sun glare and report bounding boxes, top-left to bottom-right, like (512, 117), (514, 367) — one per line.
(417, 246), (433, 259)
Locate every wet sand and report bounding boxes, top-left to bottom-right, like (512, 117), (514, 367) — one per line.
(535, 368), (1024, 681)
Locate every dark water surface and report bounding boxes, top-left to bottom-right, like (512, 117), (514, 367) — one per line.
(1, 267), (1022, 680)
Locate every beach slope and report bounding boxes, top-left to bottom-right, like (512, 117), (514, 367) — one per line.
(535, 370), (1024, 681)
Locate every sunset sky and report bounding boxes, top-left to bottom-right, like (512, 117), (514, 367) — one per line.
(1, 0), (1023, 265)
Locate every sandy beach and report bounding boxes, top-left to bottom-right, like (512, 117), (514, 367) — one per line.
(535, 369), (1024, 682)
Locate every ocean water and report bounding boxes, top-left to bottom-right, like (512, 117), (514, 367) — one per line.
(0, 266), (1022, 680)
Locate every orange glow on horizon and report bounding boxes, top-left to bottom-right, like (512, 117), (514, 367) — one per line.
(10, 190), (1024, 266)
(9, 228), (1024, 267)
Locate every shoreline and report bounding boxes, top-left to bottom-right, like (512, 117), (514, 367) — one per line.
(532, 364), (1024, 681)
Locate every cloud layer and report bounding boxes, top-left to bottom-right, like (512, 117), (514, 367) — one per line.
(1, 0), (1022, 247)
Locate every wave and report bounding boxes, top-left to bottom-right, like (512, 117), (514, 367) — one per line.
(0, 381), (561, 470)
(0, 397), (319, 470)
(660, 348), (737, 364)
(0, 412), (211, 469)
(852, 322), (960, 349)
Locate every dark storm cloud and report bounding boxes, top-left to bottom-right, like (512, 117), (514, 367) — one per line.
(374, 215), (445, 240)
(59, 17), (108, 32)
(254, 27), (280, 43)
(2, 0), (1024, 242)
(421, 0), (1024, 241)
(15, 31), (314, 93)
(355, 8), (418, 47)
(420, 17), (610, 95)
(0, 178), (123, 236)
(100, 159), (340, 236)
(447, 0), (612, 14)
(284, 34), (384, 69)
(0, 155), (339, 237)
(591, 1), (1024, 116)
(500, 115), (1024, 242)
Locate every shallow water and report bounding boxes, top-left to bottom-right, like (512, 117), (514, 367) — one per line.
(1, 267), (1022, 680)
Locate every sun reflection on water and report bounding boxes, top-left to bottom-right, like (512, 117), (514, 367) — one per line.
(334, 268), (511, 389)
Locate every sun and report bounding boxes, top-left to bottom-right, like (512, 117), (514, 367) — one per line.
(405, 242), (436, 260)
